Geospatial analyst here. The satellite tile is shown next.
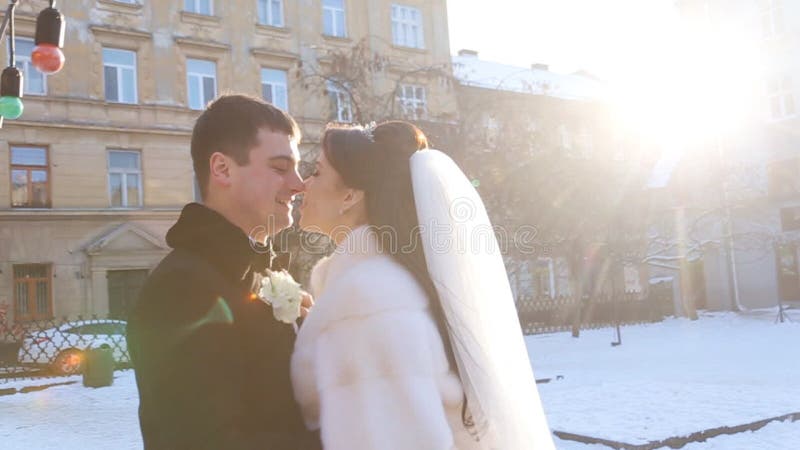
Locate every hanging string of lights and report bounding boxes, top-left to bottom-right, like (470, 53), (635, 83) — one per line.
(0, 0), (65, 127)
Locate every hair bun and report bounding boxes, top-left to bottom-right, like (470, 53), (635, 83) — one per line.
(323, 121), (428, 192)
(372, 121), (428, 159)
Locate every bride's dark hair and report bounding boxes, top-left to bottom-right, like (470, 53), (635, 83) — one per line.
(322, 121), (461, 397)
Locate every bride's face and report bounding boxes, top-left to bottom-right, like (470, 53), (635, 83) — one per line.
(299, 151), (350, 235)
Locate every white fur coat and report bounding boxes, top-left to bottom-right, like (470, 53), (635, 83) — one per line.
(291, 226), (481, 450)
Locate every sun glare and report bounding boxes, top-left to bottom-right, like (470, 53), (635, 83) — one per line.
(612, 18), (764, 148)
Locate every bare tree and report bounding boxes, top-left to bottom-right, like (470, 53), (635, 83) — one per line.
(450, 84), (653, 336)
(293, 38), (456, 124)
(277, 38), (458, 286)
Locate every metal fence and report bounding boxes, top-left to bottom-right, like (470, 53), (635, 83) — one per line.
(0, 292), (673, 383)
(0, 312), (130, 383)
(517, 291), (673, 335)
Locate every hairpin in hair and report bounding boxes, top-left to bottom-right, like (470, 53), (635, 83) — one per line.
(362, 121), (377, 142)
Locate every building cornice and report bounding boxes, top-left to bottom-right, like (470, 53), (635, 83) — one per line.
(25, 94), (188, 112)
(250, 47), (299, 67)
(96, 0), (144, 14)
(90, 25), (152, 42)
(174, 36), (231, 54)
(5, 119), (191, 136)
(11, 12), (36, 26)
(0, 209), (182, 221)
(179, 11), (222, 27)
(255, 24), (292, 38)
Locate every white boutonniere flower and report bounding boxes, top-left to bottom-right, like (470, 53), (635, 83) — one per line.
(258, 270), (303, 324)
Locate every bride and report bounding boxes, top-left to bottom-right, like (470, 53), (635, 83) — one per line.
(291, 121), (554, 449)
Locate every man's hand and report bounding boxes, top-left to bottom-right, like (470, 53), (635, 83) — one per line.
(299, 291), (314, 319)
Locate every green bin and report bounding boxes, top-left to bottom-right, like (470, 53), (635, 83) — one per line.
(82, 345), (115, 388)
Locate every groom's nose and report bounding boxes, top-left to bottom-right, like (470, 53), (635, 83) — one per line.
(288, 167), (305, 196)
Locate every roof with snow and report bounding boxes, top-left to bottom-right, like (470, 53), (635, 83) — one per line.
(452, 53), (607, 101)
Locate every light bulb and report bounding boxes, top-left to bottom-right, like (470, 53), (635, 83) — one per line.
(33, 6), (66, 74)
(32, 43), (65, 75)
(0, 96), (24, 119)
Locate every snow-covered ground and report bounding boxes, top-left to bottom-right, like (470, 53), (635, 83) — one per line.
(1, 371), (141, 449)
(1, 310), (798, 449)
(530, 309), (800, 449)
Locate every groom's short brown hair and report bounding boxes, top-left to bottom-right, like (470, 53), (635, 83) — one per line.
(191, 94), (301, 199)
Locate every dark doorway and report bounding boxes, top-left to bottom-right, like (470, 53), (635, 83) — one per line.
(107, 269), (148, 320)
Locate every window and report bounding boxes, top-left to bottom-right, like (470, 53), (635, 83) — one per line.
(327, 81), (352, 122)
(767, 74), (795, 120)
(533, 258), (555, 299)
(577, 125), (594, 158)
(780, 206), (800, 232)
(623, 264), (643, 293)
(483, 114), (499, 147)
(391, 4), (424, 49)
(10, 37), (46, 95)
(762, 0), (783, 39)
(10, 146), (49, 208)
(258, 0), (284, 27)
(108, 150), (142, 208)
(261, 68), (288, 111)
(186, 59), (217, 110)
(184, 0), (212, 15)
(103, 48), (137, 104)
(767, 158), (800, 198)
(322, 0), (347, 38)
(13, 264), (52, 321)
(397, 84), (427, 120)
(558, 124), (572, 149)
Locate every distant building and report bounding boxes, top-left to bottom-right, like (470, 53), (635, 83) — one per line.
(450, 50), (650, 301)
(651, 0), (800, 312)
(0, 0), (456, 322)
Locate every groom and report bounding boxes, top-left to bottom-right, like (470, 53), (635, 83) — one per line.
(127, 95), (319, 449)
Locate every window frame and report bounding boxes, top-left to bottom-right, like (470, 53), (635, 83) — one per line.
(257, 0), (284, 27)
(186, 58), (218, 111)
(260, 67), (289, 111)
(767, 157), (800, 198)
(559, 124), (572, 150)
(397, 84), (427, 120)
(391, 4), (425, 49)
(322, 0), (347, 38)
(10, 145), (51, 209)
(184, 0), (214, 15)
(10, 37), (46, 95)
(533, 257), (556, 299)
(327, 80), (353, 123)
(761, 0), (783, 40)
(107, 150), (143, 208)
(780, 206), (800, 232)
(767, 73), (795, 121)
(102, 47), (139, 104)
(13, 263), (53, 322)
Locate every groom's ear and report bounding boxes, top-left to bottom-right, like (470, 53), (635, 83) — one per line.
(341, 188), (365, 214)
(209, 152), (233, 188)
